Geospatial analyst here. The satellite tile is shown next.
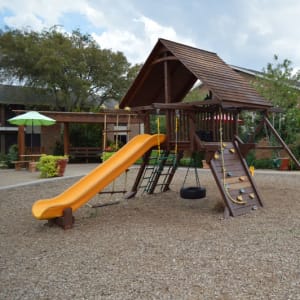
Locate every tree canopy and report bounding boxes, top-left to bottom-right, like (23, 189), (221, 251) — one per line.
(253, 55), (300, 109)
(252, 55), (300, 146)
(0, 27), (141, 111)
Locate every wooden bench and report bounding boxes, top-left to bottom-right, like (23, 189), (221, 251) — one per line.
(12, 160), (30, 171)
(69, 147), (102, 162)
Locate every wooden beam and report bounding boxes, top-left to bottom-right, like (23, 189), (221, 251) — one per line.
(151, 56), (179, 65)
(63, 122), (69, 156)
(18, 125), (25, 157)
(264, 116), (300, 169)
(13, 110), (141, 124)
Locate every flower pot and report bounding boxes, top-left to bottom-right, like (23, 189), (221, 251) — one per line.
(56, 159), (68, 177)
(279, 157), (290, 171)
(202, 160), (210, 169)
(28, 161), (37, 172)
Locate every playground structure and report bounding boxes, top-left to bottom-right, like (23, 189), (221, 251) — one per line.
(32, 38), (300, 228)
(119, 38), (300, 216)
(31, 134), (165, 227)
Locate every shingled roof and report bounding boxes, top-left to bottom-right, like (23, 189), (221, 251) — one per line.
(120, 38), (272, 109)
(0, 84), (54, 105)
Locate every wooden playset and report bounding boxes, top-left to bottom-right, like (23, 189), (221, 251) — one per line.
(119, 38), (300, 217)
(31, 38), (300, 229)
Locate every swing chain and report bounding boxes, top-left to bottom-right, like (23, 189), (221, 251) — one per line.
(182, 153), (201, 188)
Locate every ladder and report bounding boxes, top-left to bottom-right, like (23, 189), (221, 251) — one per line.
(139, 150), (181, 194)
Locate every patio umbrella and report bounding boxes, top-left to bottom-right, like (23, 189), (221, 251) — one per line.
(8, 111), (56, 152)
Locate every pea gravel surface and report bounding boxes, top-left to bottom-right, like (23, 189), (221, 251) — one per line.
(0, 167), (299, 300)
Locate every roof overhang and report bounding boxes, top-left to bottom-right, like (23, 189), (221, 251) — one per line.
(120, 38), (272, 110)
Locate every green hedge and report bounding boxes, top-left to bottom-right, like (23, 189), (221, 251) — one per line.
(37, 155), (68, 178)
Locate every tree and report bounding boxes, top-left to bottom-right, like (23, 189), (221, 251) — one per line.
(0, 27), (140, 111)
(254, 55), (300, 109)
(253, 55), (300, 151)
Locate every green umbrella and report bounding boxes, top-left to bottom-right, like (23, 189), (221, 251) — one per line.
(8, 111), (56, 152)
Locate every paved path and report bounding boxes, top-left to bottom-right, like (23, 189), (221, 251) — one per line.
(0, 163), (99, 190)
(0, 163), (299, 190)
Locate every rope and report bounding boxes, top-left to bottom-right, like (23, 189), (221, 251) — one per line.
(156, 109), (161, 157)
(182, 153), (201, 188)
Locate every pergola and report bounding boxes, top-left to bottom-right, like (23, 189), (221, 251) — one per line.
(13, 109), (142, 156)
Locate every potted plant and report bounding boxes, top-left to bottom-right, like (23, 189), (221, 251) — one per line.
(37, 155), (68, 178)
(56, 157), (68, 176)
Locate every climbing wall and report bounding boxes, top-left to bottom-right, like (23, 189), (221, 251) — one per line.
(209, 141), (263, 217)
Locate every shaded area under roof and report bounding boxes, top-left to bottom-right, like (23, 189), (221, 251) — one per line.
(120, 38), (272, 110)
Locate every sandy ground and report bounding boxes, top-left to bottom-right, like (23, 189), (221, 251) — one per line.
(0, 166), (299, 299)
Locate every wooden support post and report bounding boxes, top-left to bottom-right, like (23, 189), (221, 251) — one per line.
(144, 113), (151, 134)
(148, 150), (169, 194)
(264, 116), (300, 169)
(248, 117), (265, 143)
(164, 58), (172, 149)
(124, 150), (152, 199)
(18, 125), (25, 157)
(189, 112), (197, 151)
(161, 151), (183, 192)
(63, 122), (69, 156)
(48, 207), (74, 230)
(233, 113), (239, 137)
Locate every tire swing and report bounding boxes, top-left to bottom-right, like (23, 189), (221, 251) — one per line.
(180, 154), (206, 200)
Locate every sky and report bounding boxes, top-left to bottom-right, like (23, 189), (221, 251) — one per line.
(0, 0), (300, 72)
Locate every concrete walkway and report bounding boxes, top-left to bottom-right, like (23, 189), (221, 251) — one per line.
(0, 163), (299, 190)
(0, 163), (99, 190)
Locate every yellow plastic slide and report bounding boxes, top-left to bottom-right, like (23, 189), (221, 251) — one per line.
(32, 134), (166, 220)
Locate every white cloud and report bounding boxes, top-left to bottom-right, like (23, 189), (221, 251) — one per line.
(245, 0), (300, 69)
(1, 0), (300, 70)
(1, 1), (196, 64)
(92, 30), (146, 63)
(135, 16), (178, 46)
(3, 14), (45, 31)
(92, 15), (196, 64)
(83, 6), (106, 28)
(0, 0), (92, 29)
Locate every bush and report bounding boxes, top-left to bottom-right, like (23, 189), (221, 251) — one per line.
(252, 158), (275, 169)
(6, 144), (19, 168)
(179, 152), (205, 167)
(101, 151), (116, 161)
(0, 153), (8, 168)
(37, 155), (68, 178)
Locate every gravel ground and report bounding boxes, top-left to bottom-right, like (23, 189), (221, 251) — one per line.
(0, 168), (299, 300)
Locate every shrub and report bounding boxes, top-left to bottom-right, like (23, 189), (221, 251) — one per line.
(37, 155), (68, 178)
(6, 144), (19, 168)
(101, 151), (116, 161)
(252, 158), (274, 169)
(0, 153), (8, 168)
